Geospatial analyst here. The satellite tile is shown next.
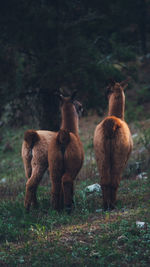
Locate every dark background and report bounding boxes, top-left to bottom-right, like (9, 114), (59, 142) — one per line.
(0, 0), (149, 130)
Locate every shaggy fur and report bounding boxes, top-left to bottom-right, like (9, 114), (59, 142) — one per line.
(22, 130), (54, 211)
(48, 93), (84, 213)
(94, 80), (133, 210)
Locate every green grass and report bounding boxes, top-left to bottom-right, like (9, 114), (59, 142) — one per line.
(1, 186), (150, 266)
(0, 125), (150, 266)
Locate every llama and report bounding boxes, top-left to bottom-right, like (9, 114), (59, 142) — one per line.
(94, 80), (133, 210)
(48, 91), (84, 213)
(22, 130), (54, 211)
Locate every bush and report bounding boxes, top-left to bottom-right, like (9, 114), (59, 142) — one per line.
(113, 46), (136, 62)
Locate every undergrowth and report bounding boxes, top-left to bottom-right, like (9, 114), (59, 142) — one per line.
(0, 124), (150, 266)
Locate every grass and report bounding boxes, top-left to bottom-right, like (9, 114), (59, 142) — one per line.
(0, 122), (150, 266)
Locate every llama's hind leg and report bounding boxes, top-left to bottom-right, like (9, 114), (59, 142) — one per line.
(101, 169), (112, 210)
(101, 185), (112, 210)
(110, 186), (118, 209)
(110, 176), (120, 209)
(62, 173), (73, 214)
(59, 187), (64, 210)
(24, 166), (46, 212)
(51, 180), (61, 211)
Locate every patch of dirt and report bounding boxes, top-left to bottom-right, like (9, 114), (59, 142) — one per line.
(48, 209), (137, 246)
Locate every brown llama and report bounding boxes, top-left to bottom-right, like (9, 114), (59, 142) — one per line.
(48, 91), (84, 214)
(94, 80), (133, 210)
(22, 130), (54, 211)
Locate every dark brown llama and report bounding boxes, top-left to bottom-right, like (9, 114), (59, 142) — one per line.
(22, 130), (54, 211)
(48, 91), (84, 214)
(94, 80), (133, 210)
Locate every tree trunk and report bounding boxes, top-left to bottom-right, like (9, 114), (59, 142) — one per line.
(138, 0), (147, 54)
(37, 89), (60, 131)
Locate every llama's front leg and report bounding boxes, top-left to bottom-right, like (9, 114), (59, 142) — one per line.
(62, 173), (73, 214)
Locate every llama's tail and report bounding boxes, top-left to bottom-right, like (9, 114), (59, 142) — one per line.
(100, 116), (122, 186)
(24, 129), (40, 148)
(103, 116), (121, 139)
(57, 129), (70, 154)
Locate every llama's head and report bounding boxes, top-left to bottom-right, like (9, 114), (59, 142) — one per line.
(57, 90), (82, 134)
(106, 79), (128, 99)
(106, 79), (129, 120)
(58, 90), (83, 117)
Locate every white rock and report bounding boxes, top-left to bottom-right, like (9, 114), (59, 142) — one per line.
(95, 209), (103, 213)
(136, 172), (147, 180)
(85, 183), (101, 193)
(132, 133), (138, 139)
(136, 221), (145, 228)
(0, 178), (6, 183)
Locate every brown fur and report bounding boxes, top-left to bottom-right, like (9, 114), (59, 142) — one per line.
(22, 130), (54, 211)
(48, 94), (84, 213)
(103, 116), (122, 139)
(24, 130), (40, 147)
(94, 81), (133, 210)
(57, 129), (70, 150)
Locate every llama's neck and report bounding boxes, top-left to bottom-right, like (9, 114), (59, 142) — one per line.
(61, 104), (79, 135)
(108, 92), (125, 120)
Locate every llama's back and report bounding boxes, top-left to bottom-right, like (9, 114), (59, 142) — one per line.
(94, 116), (133, 186)
(48, 130), (84, 180)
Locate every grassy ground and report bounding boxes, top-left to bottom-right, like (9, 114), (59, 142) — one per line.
(0, 117), (150, 266)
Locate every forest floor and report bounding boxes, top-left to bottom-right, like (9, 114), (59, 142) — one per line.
(0, 109), (150, 266)
(0, 59), (150, 266)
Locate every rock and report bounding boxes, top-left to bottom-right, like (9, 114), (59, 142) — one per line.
(136, 172), (147, 180)
(95, 209), (103, 213)
(85, 183), (101, 193)
(136, 221), (145, 228)
(0, 178), (6, 183)
(132, 133), (138, 139)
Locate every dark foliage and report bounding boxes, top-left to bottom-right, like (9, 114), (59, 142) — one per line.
(0, 0), (149, 128)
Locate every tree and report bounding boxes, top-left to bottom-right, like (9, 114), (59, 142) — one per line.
(0, 0), (149, 128)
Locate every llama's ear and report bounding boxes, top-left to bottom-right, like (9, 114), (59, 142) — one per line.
(120, 77), (131, 90)
(59, 87), (70, 96)
(106, 80), (115, 97)
(55, 91), (64, 101)
(71, 90), (77, 101)
(107, 78), (116, 87)
(122, 83), (128, 90)
(59, 94), (64, 100)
